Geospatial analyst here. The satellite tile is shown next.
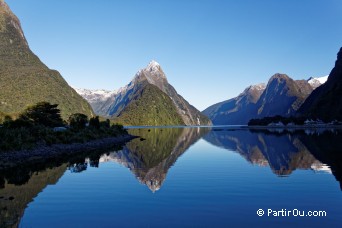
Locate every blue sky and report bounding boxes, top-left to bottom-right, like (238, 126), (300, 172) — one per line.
(6, 0), (342, 110)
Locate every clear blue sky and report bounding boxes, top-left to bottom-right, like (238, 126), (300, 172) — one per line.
(5, 0), (342, 110)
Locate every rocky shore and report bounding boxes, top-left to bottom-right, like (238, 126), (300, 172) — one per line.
(0, 134), (138, 169)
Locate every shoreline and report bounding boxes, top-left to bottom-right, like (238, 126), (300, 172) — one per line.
(0, 134), (138, 170)
(125, 125), (342, 130)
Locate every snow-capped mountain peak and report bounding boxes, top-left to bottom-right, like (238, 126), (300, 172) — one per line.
(146, 60), (163, 73)
(148, 60), (160, 68)
(307, 75), (328, 89)
(73, 87), (116, 103)
(250, 83), (266, 91)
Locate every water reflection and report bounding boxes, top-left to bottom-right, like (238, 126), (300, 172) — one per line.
(0, 146), (123, 228)
(204, 128), (342, 189)
(99, 127), (208, 192)
(1, 127), (342, 227)
(0, 165), (67, 227)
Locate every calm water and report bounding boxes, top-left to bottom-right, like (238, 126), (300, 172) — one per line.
(1, 127), (342, 227)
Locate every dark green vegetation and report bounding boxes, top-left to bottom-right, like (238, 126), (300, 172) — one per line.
(0, 1), (93, 119)
(299, 47), (342, 121)
(114, 84), (185, 126)
(0, 102), (127, 152)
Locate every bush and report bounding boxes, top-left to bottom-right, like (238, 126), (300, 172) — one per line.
(69, 113), (88, 130)
(89, 116), (100, 129)
(3, 118), (33, 129)
(19, 102), (64, 127)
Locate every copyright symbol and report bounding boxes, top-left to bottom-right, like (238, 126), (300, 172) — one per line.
(257, 209), (264, 216)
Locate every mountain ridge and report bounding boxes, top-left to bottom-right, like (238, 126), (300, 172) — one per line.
(76, 61), (211, 126)
(0, 1), (94, 119)
(203, 74), (327, 125)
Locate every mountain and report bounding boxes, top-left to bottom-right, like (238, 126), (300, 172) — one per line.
(203, 73), (319, 125)
(113, 83), (185, 126)
(72, 88), (116, 115)
(77, 61), (211, 126)
(307, 75), (328, 89)
(298, 47), (342, 121)
(0, 1), (93, 119)
(256, 74), (314, 117)
(202, 83), (266, 125)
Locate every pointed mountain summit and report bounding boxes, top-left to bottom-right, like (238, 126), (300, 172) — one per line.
(78, 61), (211, 126)
(0, 1), (93, 118)
(256, 73), (313, 117)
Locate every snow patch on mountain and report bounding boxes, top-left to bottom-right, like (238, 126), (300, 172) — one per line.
(250, 83), (266, 91)
(73, 87), (116, 103)
(307, 75), (328, 89)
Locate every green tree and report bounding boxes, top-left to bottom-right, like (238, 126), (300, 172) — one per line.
(89, 116), (100, 129)
(69, 113), (88, 129)
(19, 102), (63, 127)
(100, 119), (111, 128)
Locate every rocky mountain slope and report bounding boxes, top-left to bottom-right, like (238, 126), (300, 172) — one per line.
(203, 74), (327, 125)
(256, 74), (313, 118)
(0, 1), (93, 119)
(298, 47), (342, 121)
(77, 61), (211, 126)
(202, 84), (266, 125)
(72, 88), (115, 115)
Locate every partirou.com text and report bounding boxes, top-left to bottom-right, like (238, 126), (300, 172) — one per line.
(257, 209), (327, 217)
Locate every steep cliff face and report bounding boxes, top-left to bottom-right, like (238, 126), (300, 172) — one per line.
(203, 73), (315, 125)
(0, 1), (94, 119)
(298, 47), (342, 121)
(203, 84), (266, 125)
(256, 74), (313, 118)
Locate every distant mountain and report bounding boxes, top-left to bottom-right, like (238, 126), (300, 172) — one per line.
(256, 73), (313, 117)
(298, 47), (342, 121)
(73, 88), (116, 115)
(307, 75), (328, 89)
(0, 1), (93, 119)
(77, 61), (211, 126)
(203, 73), (321, 125)
(202, 84), (266, 125)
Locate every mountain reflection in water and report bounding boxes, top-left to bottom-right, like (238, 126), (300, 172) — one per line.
(0, 127), (342, 227)
(204, 128), (342, 188)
